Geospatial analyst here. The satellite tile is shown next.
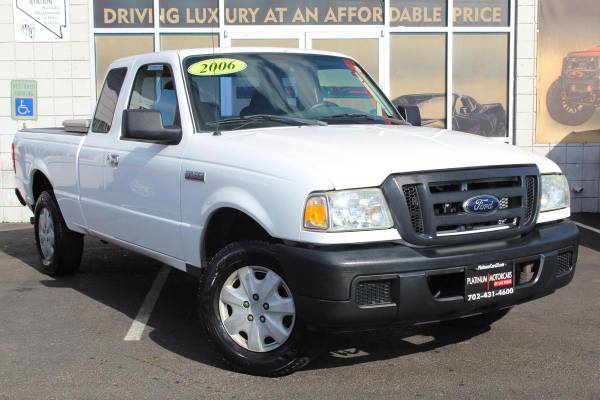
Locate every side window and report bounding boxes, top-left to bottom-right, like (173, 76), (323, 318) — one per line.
(92, 68), (127, 133)
(128, 64), (180, 127)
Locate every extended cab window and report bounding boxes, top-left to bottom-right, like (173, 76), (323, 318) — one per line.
(92, 67), (127, 133)
(128, 64), (180, 127)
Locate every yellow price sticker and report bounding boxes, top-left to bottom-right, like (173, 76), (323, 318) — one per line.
(187, 58), (248, 76)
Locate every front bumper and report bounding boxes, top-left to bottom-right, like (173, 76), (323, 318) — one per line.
(276, 220), (579, 331)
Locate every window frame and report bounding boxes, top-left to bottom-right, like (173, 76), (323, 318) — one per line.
(91, 67), (128, 134)
(126, 62), (182, 131)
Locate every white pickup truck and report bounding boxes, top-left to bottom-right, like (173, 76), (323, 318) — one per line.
(13, 48), (579, 376)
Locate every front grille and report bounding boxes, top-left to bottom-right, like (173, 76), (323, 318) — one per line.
(403, 184), (424, 234)
(525, 176), (537, 224)
(384, 166), (540, 246)
(356, 280), (393, 306)
(555, 251), (573, 276)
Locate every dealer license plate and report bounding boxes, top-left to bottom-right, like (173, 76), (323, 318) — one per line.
(465, 262), (514, 302)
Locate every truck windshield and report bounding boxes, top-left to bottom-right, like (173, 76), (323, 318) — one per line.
(183, 53), (405, 131)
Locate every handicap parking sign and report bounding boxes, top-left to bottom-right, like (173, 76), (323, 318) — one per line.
(11, 80), (37, 120)
(15, 97), (34, 117)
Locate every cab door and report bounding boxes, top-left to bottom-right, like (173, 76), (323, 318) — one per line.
(100, 62), (185, 258)
(79, 66), (128, 233)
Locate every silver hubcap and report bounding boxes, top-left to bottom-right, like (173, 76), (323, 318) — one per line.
(38, 208), (55, 261)
(218, 266), (295, 353)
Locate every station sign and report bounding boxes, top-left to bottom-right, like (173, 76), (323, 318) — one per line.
(13, 0), (69, 41)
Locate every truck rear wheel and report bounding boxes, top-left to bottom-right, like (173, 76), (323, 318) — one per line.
(198, 241), (312, 376)
(547, 79), (595, 126)
(34, 191), (83, 276)
(442, 308), (510, 329)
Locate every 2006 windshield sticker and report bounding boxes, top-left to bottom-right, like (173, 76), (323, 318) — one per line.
(187, 58), (247, 76)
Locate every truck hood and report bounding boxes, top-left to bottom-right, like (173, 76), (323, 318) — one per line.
(223, 124), (559, 190)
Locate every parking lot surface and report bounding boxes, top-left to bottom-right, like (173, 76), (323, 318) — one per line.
(1, 215), (599, 399)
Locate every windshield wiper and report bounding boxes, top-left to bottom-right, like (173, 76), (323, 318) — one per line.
(207, 114), (327, 131)
(320, 113), (411, 125)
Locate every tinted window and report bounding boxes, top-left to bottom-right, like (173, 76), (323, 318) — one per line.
(129, 64), (179, 127)
(92, 68), (127, 133)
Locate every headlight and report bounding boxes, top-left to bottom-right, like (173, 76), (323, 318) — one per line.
(540, 174), (570, 212)
(304, 189), (394, 232)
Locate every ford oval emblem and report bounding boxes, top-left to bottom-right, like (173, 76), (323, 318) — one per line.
(463, 195), (500, 215)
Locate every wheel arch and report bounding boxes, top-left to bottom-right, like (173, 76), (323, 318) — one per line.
(31, 169), (54, 204)
(201, 206), (278, 263)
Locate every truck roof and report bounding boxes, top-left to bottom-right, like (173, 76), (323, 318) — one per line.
(113, 47), (355, 65)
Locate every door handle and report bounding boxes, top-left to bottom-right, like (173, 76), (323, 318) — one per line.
(106, 154), (119, 167)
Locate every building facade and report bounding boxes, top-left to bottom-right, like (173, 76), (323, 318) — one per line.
(1, 0), (599, 222)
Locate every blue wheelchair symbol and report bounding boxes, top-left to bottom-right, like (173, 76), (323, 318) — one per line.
(15, 97), (34, 117)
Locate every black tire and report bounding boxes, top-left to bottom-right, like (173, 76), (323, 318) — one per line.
(442, 308), (511, 329)
(547, 79), (595, 126)
(198, 241), (312, 376)
(34, 191), (83, 276)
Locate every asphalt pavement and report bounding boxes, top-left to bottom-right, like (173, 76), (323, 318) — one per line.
(0, 215), (599, 399)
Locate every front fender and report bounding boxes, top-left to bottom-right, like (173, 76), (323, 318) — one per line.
(199, 186), (276, 237)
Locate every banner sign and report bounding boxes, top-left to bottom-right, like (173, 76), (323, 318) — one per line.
(536, 0), (600, 144)
(390, 0), (508, 27)
(159, 0), (218, 27)
(93, 0), (508, 28)
(222, 0), (383, 25)
(14, 0), (69, 41)
(94, 0), (383, 27)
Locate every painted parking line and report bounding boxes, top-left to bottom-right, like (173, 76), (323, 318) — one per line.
(124, 265), (170, 341)
(574, 221), (600, 235)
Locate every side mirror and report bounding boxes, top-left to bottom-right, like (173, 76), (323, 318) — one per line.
(460, 106), (470, 115)
(396, 105), (421, 127)
(122, 109), (182, 144)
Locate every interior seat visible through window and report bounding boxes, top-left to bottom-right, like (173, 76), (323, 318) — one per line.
(128, 64), (180, 127)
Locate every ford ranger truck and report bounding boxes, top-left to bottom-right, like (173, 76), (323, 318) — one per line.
(12, 48), (579, 376)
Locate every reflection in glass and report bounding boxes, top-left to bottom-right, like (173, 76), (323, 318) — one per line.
(453, 33), (508, 137)
(312, 38), (379, 83)
(390, 34), (447, 128)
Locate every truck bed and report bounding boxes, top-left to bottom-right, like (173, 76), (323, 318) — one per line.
(20, 127), (86, 136)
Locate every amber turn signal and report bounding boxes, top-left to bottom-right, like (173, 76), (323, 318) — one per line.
(304, 195), (328, 230)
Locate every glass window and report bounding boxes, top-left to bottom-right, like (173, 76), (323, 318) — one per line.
(183, 53), (401, 131)
(231, 38), (299, 48)
(160, 34), (219, 51)
(129, 64), (180, 127)
(453, 33), (508, 137)
(390, 34), (447, 128)
(92, 68), (127, 133)
(312, 38), (379, 83)
(94, 34), (154, 96)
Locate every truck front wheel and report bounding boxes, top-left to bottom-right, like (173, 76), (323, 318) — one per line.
(34, 191), (83, 276)
(547, 79), (595, 126)
(198, 241), (312, 376)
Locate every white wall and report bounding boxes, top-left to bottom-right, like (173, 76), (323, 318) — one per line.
(0, 0), (92, 222)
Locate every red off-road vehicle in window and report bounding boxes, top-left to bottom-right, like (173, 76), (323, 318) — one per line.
(547, 45), (600, 126)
